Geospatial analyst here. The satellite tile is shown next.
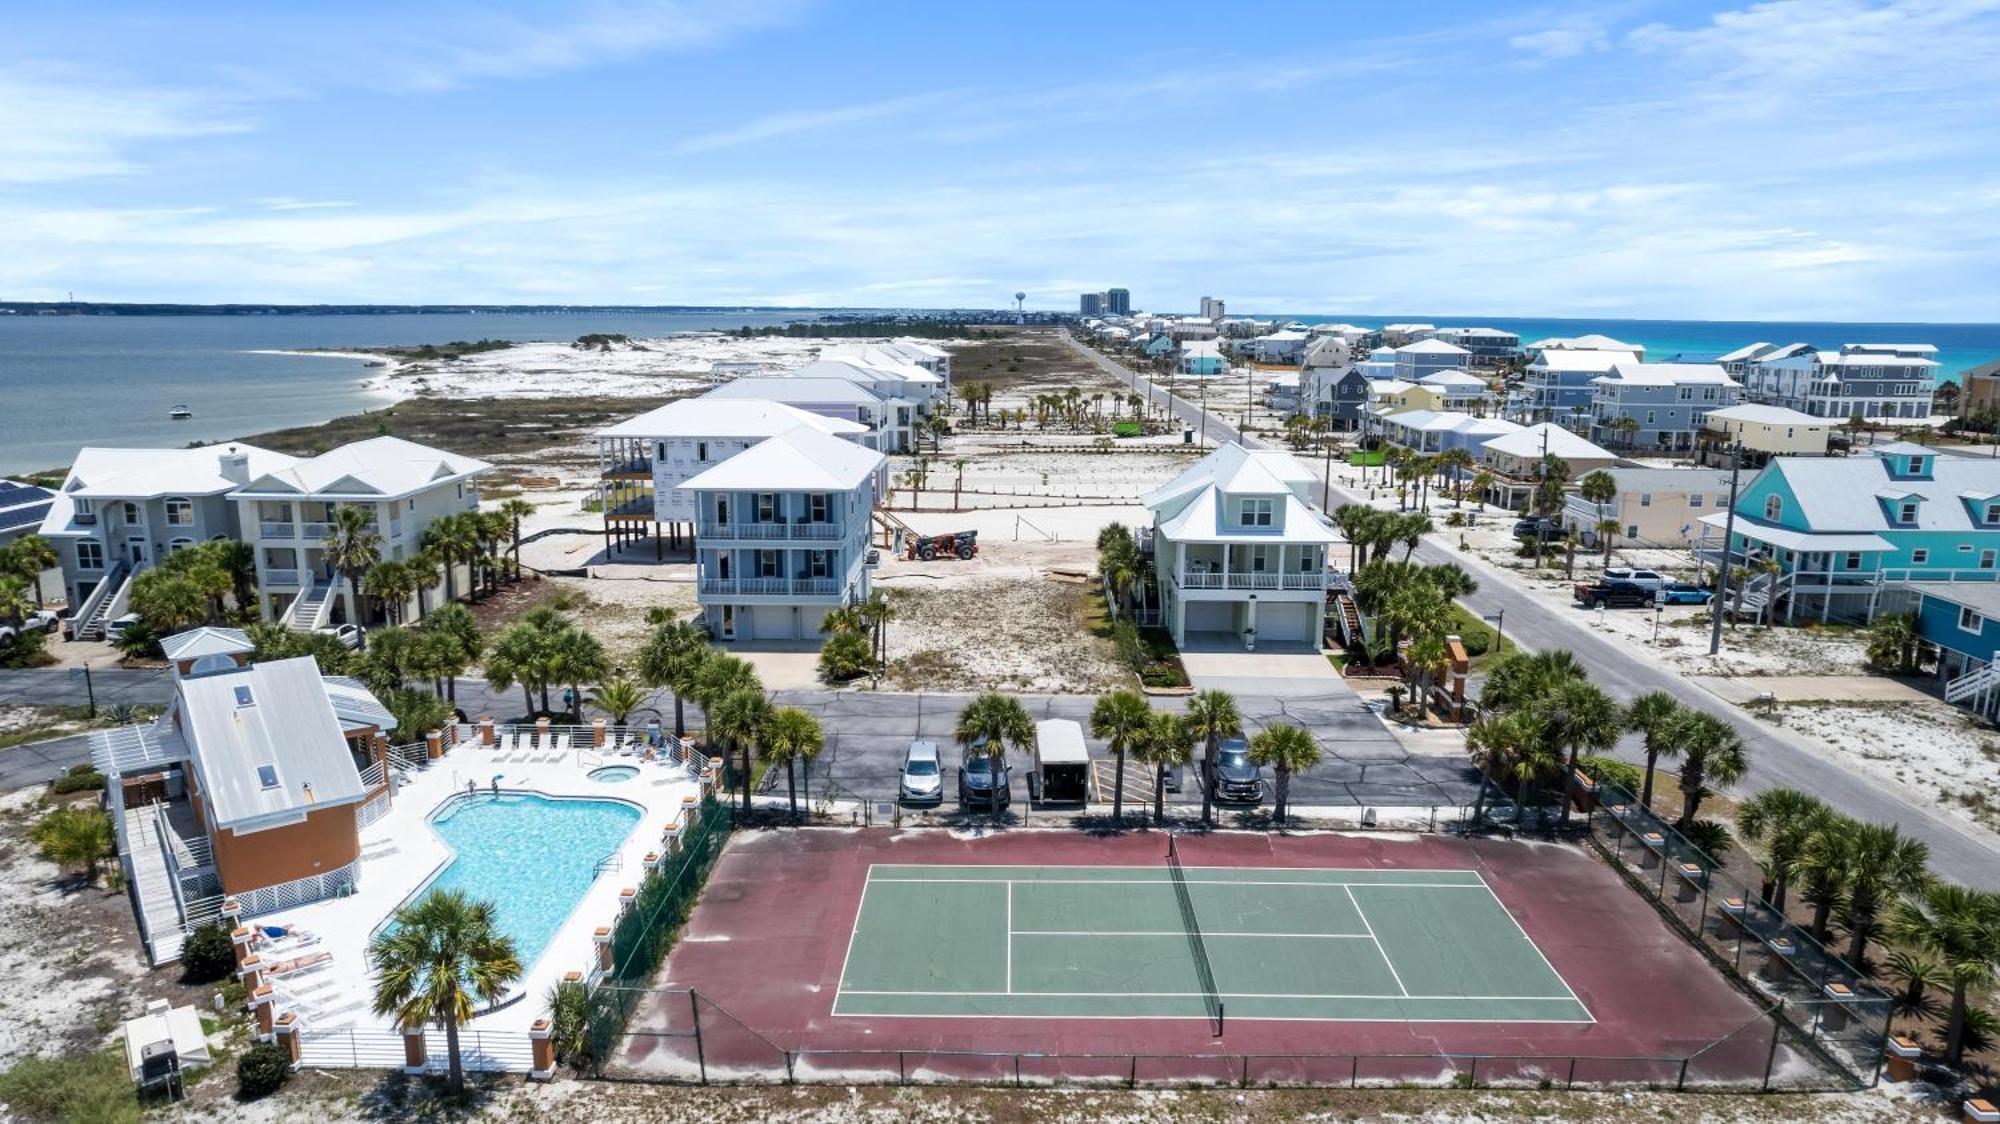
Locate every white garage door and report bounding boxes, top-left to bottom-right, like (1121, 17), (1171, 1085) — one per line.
(750, 606), (796, 641)
(1185, 601), (1235, 633)
(1256, 602), (1316, 643)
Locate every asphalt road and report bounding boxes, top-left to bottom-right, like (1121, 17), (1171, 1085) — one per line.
(1060, 330), (2000, 888)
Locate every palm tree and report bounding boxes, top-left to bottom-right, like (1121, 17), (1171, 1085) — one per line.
(1397, 512), (1434, 561)
(8, 535), (58, 606)
(954, 692), (1036, 817)
(859, 588), (896, 670)
(421, 513), (478, 606)
(1595, 518), (1623, 564)
(1436, 448), (1475, 505)
(406, 549), (445, 621)
(1248, 723), (1321, 823)
(1577, 470), (1617, 537)
(637, 618), (712, 738)
(369, 888), (523, 1094)
(483, 620), (550, 717)
(1885, 947), (1948, 1019)
(762, 707), (824, 819)
(1470, 471), (1494, 511)
(548, 627), (608, 718)
(1787, 816), (1858, 942)
(30, 805), (114, 883)
(1478, 649), (1586, 714)
(423, 603), (482, 704)
(1622, 690), (1684, 810)
(1891, 883), (2000, 1065)
(589, 675), (645, 725)
(1466, 710), (1540, 825)
(1838, 822), (1930, 966)
(710, 686), (771, 815)
(1532, 678), (1622, 828)
(1672, 711), (1747, 828)
(499, 498), (536, 580)
(1130, 710), (1190, 827)
(1089, 689), (1151, 822)
(366, 559), (417, 625)
(1183, 689), (1242, 828)
(326, 504), (383, 633)
(1736, 788), (1831, 910)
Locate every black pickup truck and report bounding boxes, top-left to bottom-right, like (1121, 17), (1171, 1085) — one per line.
(1572, 578), (1655, 609)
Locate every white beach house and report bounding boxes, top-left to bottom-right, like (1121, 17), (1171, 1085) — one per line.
(680, 426), (887, 642)
(39, 445), (301, 639)
(1145, 443), (1338, 651)
(818, 339), (953, 398)
(702, 375), (910, 452)
(230, 437), (490, 628)
(594, 399), (868, 559)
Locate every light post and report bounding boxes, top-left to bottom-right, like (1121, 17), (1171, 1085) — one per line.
(1481, 609), (1506, 658)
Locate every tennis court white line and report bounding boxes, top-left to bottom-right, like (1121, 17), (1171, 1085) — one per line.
(1471, 875), (1596, 1025)
(872, 878), (1491, 889)
(836, 988), (1589, 1001)
(830, 873), (880, 1019)
(1009, 930), (1375, 940)
(828, 1009), (1593, 1025)
(1004, 880), (1013, 995)
(1344, 885), (1409, 998)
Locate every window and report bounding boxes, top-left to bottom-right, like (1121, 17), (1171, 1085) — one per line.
(1984, 550), (1997, 570)
(1986, 502), (2000, 524)
(1249, 546), (1270, 573)
(1912, 548), (1930, 564)
(1899, 501), (1919, 524)
(757, 551), (779, 578)
(1239, 498), (1274, 527)
(807, 494), (829, 522)
(714, 497), (729, 524)
(122, 502), (140, 525)
(1764, 495), (1783, 521)
(168, 537), (194, 554)
(1689, 494), (1704, 508)
(164, 498), (193, 526)
(76, 541), (103, 571)
(1639, 494), (1652, 508)
(808, 551), (831, 578)
(1626, 524), (1638, 538)
(1678, 387), (1692, 401)
(1844, 552), (1862, 569)
(1960, 606), (1984, 634)
(657, 442), (668, 460)
(756, 493), (776, 523)
(235, 685), (256, 707)
(1908, 455), (1928, 476)
(255, 764), (279, 789)
(697, 441), (709, 462)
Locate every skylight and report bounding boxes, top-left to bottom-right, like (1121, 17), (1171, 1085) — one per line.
(256, 764), (279, 789)
(234, 685), (255, 707)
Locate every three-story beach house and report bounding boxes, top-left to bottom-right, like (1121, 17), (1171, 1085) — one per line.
(229, 437), (491, 629)
(680, 426), (887, 642)
(703, 375), (910, 452)
(1742, 344), (1939, 421)
(1698, 443), (2000, 624)
(38, 445), (301, 640)
(1587, 362), (1742, 452)
(1144, 444), (1338, 650)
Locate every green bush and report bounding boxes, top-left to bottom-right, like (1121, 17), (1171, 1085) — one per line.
(180, 922), (236, 984)
(817, 628), (873, 683)
(236, 1041), (293, 1099)
(1577, 754), (1642, 794)
(0, 1047), (138, 1122)
(51, 765), (105, 794)
(1457, 628), (1490, 658)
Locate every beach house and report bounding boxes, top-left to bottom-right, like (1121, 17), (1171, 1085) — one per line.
(1419, 370), (1493, 413)
(1478, 423), (1619, 510)
(1695, 403), (1834, 467)
(1299, 359), (1370, 430)
(802, 353), (948, 418)
(1178, 340), (1226, 376)
(1526, 335), (1645, 361)
(1742, 344), (1939, 421)
(1519, 349), (1636, 426)
(1144, 443), (1338, 651)
(680, 426), (886, 642)
(1586, 362), (1742, 452)
(1431, 327), (1521, 366)
(1698, 443), (2000, 624)
(38, 445), (301, 640)
(1374, 410), (1523, 457)
(229, 437), (490, 629)
(92, 626), (394, 959)
(702, 375), (906, 452)
(821, 339), (952, 397)
(1561, 467), (1735, 549)
(594, 399), (868, 558)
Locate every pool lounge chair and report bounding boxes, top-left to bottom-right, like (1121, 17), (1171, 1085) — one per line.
(551, 732), (573, 763)
(262, 951), (333, 978)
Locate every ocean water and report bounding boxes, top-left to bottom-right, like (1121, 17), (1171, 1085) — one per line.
(1277, 314), (2000, 383)
(0, 310), (804, 474)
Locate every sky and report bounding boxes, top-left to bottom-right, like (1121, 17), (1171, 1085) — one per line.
(2, 0), (1998, 320)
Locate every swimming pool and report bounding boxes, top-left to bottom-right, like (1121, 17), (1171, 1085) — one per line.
(588, 765), (640, 783)
(411, 793), (642, 970)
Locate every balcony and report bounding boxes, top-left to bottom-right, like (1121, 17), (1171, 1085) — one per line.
(1177, 571), (1325, 591)
(696, 521), (844, 541)
(700, 576), (846, 598)
(263, 568), (302, 589)
(300, 522), (333, 540)
(258, 522), (297, 540)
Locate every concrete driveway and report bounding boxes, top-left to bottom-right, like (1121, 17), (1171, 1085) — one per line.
(1179, 641), (1342, 696)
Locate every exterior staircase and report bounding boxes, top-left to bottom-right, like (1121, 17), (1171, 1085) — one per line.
(1331, 590), (1365, 647)
(1945, 661), (2000, 708)
(74, 560), (132, 640)
(1728, 572), (1776, 617)
(288, 580), (332, 630)
(122, 804), (188, 963)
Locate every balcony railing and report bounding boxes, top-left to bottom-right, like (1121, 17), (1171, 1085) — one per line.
(696, 521), (844, 541)
(700, 577), (846, 597)
(300, 522), (333, 540)
(259, 522), (296, 540)
(1177, 571), (1325, 591)
(263, 568), (302, 588)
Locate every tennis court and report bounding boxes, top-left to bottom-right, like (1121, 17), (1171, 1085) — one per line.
(833, 857), (1591, 1024)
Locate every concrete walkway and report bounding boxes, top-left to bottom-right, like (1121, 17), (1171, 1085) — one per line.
(1690, 675), (1937, 706)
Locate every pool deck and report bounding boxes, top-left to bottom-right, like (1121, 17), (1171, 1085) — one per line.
(252, 736), (703, 1038)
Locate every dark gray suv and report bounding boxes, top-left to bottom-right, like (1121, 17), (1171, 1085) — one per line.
(1210, 736), (1264, 804)
(958, 748), (1011, 810)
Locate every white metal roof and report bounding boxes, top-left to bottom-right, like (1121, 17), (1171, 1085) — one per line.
(1034, 720), (1089, 765)
(232, 436), (490, 499)
(1597, 362), (1739, 387)
(322, 675), (398, 730)
(180, 657), (369, 830)
(1531, 350), (1635, 373)
(793, 356), (941, 387)
(1398, 338), (1470, 356)
(57, 444), (298, 500)
(160, 627), (254, 662)
(1714, 342), (1776, 364)
(1143, 443), (1315, 508)
(1419, 370), (1487, 388)
(1481, 423), (1615, 462)
(701, 376), (886, 407)
(676, 425), (886, 492)
(1696, 512), (1893, 553)
(1153, 485), (1340, 545)
(595, 398), (867, 440)
(1704, 404), (1830, 426)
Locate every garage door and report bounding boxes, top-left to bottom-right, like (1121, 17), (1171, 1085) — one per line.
(750, 605), (796, 641)
(1255, 602), (1316, 643)
(1185, 601), (1235, 633)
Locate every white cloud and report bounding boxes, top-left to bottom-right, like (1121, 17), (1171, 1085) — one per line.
(677, 90), (962, 152)
(0, 64), (248, 184)
(1510, 18), (1613, 58)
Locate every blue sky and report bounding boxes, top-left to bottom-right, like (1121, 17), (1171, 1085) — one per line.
(2, 1), (1997, 319)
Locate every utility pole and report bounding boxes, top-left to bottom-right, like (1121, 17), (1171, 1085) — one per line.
(1198, 375), (1209, 447)
(1532, 426), (1552, 570)
(1708, 440), (1744, 656)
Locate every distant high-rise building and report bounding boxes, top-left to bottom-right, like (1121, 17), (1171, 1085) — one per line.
(1105, 288), (1131, 316)
(1080, 292), (1104, 317)
(1199, 296), (1225, 320)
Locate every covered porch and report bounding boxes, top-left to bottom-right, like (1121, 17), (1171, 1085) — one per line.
(1694, 513), (1895, 624)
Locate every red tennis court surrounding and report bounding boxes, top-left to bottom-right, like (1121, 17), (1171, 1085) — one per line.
(607, 828), (1826, 1087)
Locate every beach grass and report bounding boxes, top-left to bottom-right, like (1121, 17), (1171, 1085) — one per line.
(237, 394), (676, 460)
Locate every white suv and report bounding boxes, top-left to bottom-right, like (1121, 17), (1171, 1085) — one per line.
(1601, 567), (1669, 592)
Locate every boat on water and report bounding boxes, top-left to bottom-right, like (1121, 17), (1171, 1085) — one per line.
(169, 405), (193, 419)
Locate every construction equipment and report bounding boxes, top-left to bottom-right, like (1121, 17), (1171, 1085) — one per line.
(906, 529), (979, 562)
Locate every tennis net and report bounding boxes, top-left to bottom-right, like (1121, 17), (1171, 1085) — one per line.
(1166, 835), (1223, 1035)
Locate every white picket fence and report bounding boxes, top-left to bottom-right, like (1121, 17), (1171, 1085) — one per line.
(297, 1025), (535, 1074)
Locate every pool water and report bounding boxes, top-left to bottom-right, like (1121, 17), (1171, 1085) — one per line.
(589, 765), (640, 783)
(415, 793), (642, 969)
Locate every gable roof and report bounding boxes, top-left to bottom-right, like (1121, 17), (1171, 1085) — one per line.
(701, 376), (886, 407)
(1481, 423), (1615, 462)
(179, 657), (369, 829)
(1143, 443), (1315, 510)
(1398, 338), (1470, 356)
(1714, 342), (1776, 364)
(1752, 452), (2000, 533)
(234, 436), (489, 499)
(1596, 362), (1739, 387)
(677, 425), (886, 492)
(159, 627), (254, 662)
(595, 398), (867, 440)
(1153, 485), (1340, 545)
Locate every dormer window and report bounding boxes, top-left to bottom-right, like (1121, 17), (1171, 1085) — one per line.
(1985, 502), (2000, 525)
(1763, 495), (1782, 521)
(1239, 498), (1274, 527)
(1907, 455), (1928, 476)
(1898, 501), (1919, 524)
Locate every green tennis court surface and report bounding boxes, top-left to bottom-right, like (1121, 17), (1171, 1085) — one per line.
(833, 865), (1591, 1023)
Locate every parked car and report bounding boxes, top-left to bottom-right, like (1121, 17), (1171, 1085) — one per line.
(1159, 759), (1184, 795)
(1601, 567), (1670, 592)
(1513, 517), (1561, 542)
(957, 745), (1012, 810)
(1656, 582), (1714, 606)
(316, 623), (365, 650)
(106, 613), (143, 640)
(899, 740), (944, 805)
(1210, 736), (1264, 804)
(1572, 579), (1654, 608)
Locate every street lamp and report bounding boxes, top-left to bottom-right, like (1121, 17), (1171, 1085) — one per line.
(1481, 609), (1506, 658)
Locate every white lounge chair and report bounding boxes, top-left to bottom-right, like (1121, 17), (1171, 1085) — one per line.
(553, 732), (573, 763)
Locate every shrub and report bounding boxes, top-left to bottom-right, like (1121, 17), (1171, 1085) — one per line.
(0, 1047), (137, 1122)
(1457, 628), (1491, 658)
(236, 1041), (293, 1099)
(1577, 754), (1642, 794)
(51, 764), (106, 794)
(1109, 618), (1144, 673)
(180, 922), (236, 984)
(817, 629), (873, 683)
